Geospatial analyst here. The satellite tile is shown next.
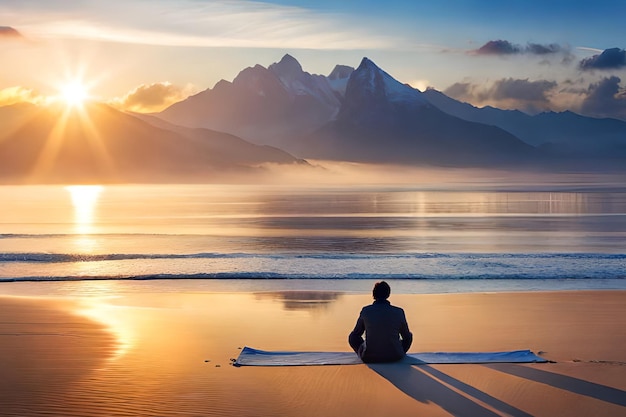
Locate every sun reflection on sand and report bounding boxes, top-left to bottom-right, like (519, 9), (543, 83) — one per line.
(77, 299), (135, 361)
(64, 280), (135, 361)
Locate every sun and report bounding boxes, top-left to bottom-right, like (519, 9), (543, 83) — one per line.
(59, 81), (89, 108)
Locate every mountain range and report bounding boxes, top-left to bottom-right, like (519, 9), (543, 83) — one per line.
(158, 54), (348, 151)
(422, 89), (626, 158)
(2, 54), (625, 184)
(157, 54), (626, 169)
(292, 57), (535, 166)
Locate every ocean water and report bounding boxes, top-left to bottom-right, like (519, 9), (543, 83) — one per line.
(1, 183), (625, 293)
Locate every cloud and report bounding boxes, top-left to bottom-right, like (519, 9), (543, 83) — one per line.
(443, 82), (474, 101)
(580, 76), (626, 119)
(443, 76), (626, 121)
(1, 0), (395, 50)
(111, 82), (196, 112)
(490, 78), (557, 103)
(0, 26), (23, 39)
(0, 86), (42, 105)
(444, 78), (557, 113)
(473, 40), (521, 55)
(472, 39), (568, 57)
(579, 48), (626, 70)
(527, 43), (563, 55)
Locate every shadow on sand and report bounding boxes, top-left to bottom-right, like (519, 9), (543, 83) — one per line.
(485, 363), (626, 407)
(369, 362), (626, 416)
(368, 362), (533, 417)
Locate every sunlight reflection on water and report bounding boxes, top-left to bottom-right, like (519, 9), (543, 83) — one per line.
(65, 185), (103, 235)
(1, 184), (625, 283)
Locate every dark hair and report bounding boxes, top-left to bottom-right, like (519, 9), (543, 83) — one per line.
(373, 281), (391, 300)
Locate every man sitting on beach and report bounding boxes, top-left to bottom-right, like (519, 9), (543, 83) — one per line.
(349, 281), (413, 363)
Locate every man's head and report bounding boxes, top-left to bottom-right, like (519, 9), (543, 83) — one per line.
(373, 281), (391, 301)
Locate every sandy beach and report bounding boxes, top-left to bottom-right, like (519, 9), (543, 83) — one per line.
(1, 288), (625, 417)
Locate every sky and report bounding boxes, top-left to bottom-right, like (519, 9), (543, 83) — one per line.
(1, 0), (626, 119)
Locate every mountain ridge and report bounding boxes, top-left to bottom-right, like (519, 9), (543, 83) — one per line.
(300, 57), (536, 166)
(157, 54), (540, 166)
(155, 54), (626, 168)
(5, 54), (624, 185)
(423, 88), (626, 156)
(0, 102), (303, 184)
(157, 54), (349, 149)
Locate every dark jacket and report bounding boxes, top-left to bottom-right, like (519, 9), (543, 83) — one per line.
(349, 299), (413, 363)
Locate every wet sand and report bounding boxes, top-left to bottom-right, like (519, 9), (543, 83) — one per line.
(1, 290), (625, 417)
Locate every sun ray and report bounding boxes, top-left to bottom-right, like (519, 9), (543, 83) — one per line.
(15, 46), (122, 183)
(70, 104), (118, 181)
(29, 105), (72, 181)
(31, 94), (117, 183)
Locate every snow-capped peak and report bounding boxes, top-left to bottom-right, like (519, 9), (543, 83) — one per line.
(349, 57), (429, 105)
(268, 54), (303, 83)
(267, 54), (342, 110)
(324, 65), (352, 97)
(328, 65), (354, 81)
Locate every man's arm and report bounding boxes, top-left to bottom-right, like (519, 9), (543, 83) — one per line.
(348, 315), (365, 353)
(399, 312), (413, 353)
(350, 316), (365, 336)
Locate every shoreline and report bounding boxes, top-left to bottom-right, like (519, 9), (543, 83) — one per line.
(1, 289), (625, 416)
(0, 277), (625, 299)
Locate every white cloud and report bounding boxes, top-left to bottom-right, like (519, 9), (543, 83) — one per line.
(5, 0), (396, 50)
(110, 81), (197, 112)
(444, 78), (559, 114)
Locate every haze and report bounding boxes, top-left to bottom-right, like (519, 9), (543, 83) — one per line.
(1, 1), (625, 185)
